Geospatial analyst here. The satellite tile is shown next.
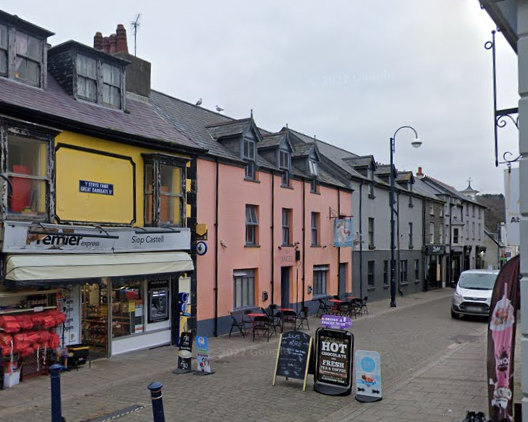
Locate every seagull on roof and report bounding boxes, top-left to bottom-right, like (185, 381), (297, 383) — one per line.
(195, 98), (202, 106)
(216, 105), (224, 112)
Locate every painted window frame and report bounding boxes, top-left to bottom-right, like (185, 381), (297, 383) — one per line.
(383, 260), (389, 287)
(308, 159), (318, 176)
(75, 53), (124, 109)
(408, 222), (413, 249)
(0, 119), (58, 222)
(282, 208), (291, 246)
(242, 138), (256, 180)
(0, 24), (45, 87)
(367, 260), (375, 287)
(279, 149), (291, 187)
(453, 227), (460, 245)
(414, 259), (420, 281)
(400, 259), (408, 283)
(310, 177), (318, 194)
(143, 154), (188, 228)
(233, 269), (256, 309)
(311, 212), (320, 246)
(313, 265), (328, 296)
(245, 204), (259, 246)
(368, 217), (375, 249)
(429, 222), (435, 244)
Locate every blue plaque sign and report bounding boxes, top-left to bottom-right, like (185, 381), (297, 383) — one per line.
(79, 180), (114, 196)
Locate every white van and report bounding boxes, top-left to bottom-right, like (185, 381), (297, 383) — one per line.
(451, 269), (499, 319)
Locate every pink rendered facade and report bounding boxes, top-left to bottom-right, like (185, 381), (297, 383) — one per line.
(196, 158), (353, 336)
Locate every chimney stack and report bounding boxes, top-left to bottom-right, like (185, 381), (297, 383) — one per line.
(109, 34), (117, 54)
(94, 32), (103, 51)
(103, 36), (110, 53)
(416, 166), (424, 178)
(116, 24), (128, 53)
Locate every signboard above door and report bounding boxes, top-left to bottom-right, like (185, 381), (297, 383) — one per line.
(1, 221), (191, 253)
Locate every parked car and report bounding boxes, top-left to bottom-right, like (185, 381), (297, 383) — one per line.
(451, 269), (499, 319)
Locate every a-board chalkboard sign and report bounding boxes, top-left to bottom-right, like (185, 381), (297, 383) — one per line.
(272, 331), (313, 391)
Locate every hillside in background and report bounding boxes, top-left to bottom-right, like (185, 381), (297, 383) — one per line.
(477, 194), (505, 233)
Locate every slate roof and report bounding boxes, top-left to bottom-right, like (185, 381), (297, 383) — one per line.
(413, 178), (445, 202)
(0, 74), (204, 152)
(422, 176), (483, 206)
(375, 165), (394, 177)
(258, 133), (284, 149)
(206, 118), (252, 140)
(292, 142), (314, 158)
(397, 171), (413, 182)
(343, 155), (374, 168)
(150, 90), (242, 163)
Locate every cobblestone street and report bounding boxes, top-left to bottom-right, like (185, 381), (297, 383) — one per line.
(0, 290), (494, 422)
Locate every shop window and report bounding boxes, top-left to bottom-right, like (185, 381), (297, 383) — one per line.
(313, 266), (328, 296)
(143, 155), (188, 227)
(233, 269), (255, 309)
(112, 282), (144, 338)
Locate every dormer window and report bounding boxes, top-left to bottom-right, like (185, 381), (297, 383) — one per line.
(0, 19), (48, 88)
(279, 150), (291, 187)
(243, 138), (256, 180)
(76, 54), (122, 108)
(0, 25), (7, 76)
(308, 159), (318, 176)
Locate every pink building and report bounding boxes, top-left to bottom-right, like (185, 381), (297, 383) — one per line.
(152, 93), (353, 336)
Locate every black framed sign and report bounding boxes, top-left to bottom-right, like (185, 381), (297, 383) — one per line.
(314, 327), (354, 396)
(148, 280), (169, 323)
(272, 331), (313, 391)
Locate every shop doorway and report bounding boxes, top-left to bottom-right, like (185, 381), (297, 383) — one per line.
(280, 267), (291, 309)
(81, 282), (110, 359)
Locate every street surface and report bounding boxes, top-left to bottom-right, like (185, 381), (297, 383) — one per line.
(0, 290), (491, 422)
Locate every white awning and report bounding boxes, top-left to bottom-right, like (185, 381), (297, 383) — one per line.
(5, 252), (194, 282)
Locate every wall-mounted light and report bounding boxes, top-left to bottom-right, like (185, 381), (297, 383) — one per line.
(307, 286), (313, 294)
(220, 240), (227, 248)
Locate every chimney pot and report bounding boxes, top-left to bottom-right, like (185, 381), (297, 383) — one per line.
(94, 32), (103, 50)
(116, 24), (128, 53)
(103, 36), (110, 54)
(416, 166), (424, 177)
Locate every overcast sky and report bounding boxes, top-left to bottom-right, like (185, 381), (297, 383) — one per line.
(1, 0), (519, 194)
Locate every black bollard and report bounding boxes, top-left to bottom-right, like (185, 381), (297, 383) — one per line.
(148, 381), (166, 422)
(50, 364), (63, 422)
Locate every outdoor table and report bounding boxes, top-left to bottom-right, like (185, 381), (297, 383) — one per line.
(278, 308), (295, 312)
(247, 313), (266, 318)
(345, 296), (359, 300)
(328, 299), (342, 303)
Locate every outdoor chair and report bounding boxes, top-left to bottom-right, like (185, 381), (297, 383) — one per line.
(252, 315), (271, 341)
(358, 296), (369, 315)
(296, 306), (310, 330)
(279, 309), (297, 332)
(337, 302), (354, 318)
(228, 312), (246, 338)
(265, 305), (281, 335)
(316, 299), (330, 317)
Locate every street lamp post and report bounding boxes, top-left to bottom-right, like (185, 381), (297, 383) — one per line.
(390, 126), (422, 307)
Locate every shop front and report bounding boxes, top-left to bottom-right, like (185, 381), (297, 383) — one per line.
(425, 245), (446, 290)
(1, 221), (193, 359)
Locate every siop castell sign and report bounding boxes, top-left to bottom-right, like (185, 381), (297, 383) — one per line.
(1, 221), (191, 253)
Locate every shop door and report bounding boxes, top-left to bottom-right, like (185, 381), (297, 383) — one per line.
(281, 267), (291, 309)
(338, 263), (347, 296)
(81, 282), (110, 359)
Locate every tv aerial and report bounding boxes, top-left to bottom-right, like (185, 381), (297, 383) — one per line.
(131, 13), (141, 56)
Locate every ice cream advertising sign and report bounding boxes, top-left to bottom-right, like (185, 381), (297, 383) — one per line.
(355, 350), (382, 402)
(487, 255), (520, 422)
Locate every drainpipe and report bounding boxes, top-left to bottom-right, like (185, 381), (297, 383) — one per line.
(302, 178), (306, 307)
(422, 198), (427, 292)
(271, 172), (275, 304)
(337, 189), (341, 295)
(359, 181), (364, 299)
(214, 159), (219, 337)
(397, 190), (403, 297)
